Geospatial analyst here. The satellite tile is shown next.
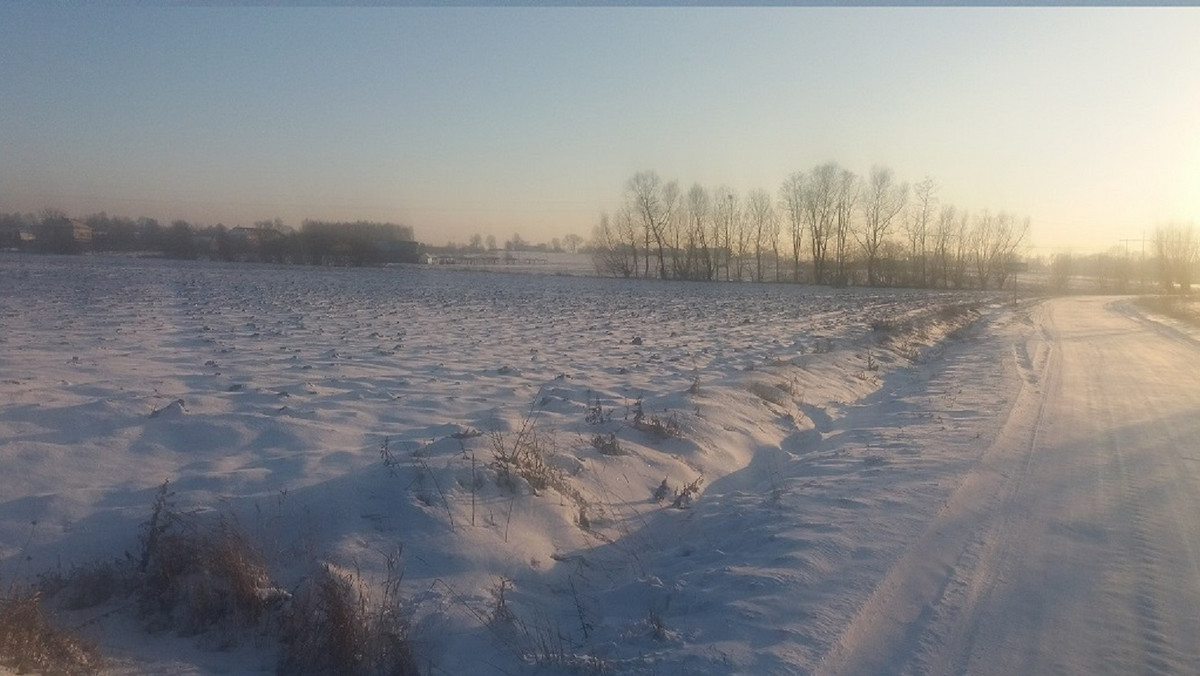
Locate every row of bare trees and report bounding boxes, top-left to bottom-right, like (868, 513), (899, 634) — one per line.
(592, 165), (1030, 290)
(1046, 223), (1197, 295)
(1153, 223), (1199, 293)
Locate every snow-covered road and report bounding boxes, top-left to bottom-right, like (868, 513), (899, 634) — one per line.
(820, 296), (1200, 675)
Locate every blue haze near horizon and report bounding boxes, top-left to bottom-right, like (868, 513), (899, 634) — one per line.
(2, 6), (1198, 255)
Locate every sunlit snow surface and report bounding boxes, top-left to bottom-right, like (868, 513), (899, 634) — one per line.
(1, 254), (1015, 674)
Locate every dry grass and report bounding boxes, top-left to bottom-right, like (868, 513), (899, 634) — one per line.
(137, 512), (273, 637)
(590, 432), (625, 456)
(635, 412), (684, 440)
(13, 481), (425, 673)
(670, 476), (704, 509)
(38, 561), (122, 612)
(628, 397), (684, 440)
(936, 302), (980, 322)
(0, 585), (103, 675)
(125, 480), (293, 654)
(748, 381), (791, 408)
(278, 564), (418, 676)
(490, 422), (562, 494)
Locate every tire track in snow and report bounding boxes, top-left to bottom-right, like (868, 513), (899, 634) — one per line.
(949, 298), (1200, 675)
(911, 306), (1058, 676)
(1090, 370), (1175, 676)
(1098, 316), (1200, 675)
(816, 297), (1200, 675)
(1097, 298), (1200, 675)
(812, 303), (1052, 676)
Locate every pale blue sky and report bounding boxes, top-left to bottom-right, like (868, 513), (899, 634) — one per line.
(2, 7), (1198, 254)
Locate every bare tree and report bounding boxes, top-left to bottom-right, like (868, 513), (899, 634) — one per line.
(1050, 253), (1073, 294)
(746, 189), (777, 282)
(904, 176), (938, 287)
(713, 188), (739, 281)
(686, 183), (715, 281)
(628, 172), (656, 278)
(987, 212), (1030, 290)
(931, 204), (958, 288)
(505, 232), (527, 251)
(1154, 222), (1199, 292)
(968, 210), (1028, 290)
(950, 208), (972, 289)
(626, 171), (679, 279)
(563, 233), (584, 253)
(803, 163), (839, 285)
(732, 193), (753, 282)
(616, 206), (640, 276)
(1098, 246), (1133, 293)
(969, 210), (993, 289)
(661, 181), (681, 276)
(780, 171), (807, 283)
(857, 166), (908, 286)
(832, 169), (859, 286)
(590, 212), (635, 277)
(665, 201), (688, 280)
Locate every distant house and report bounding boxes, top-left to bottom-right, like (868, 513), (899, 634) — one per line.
(56, 219), (93, 244)
(228, 225), (284, 245)
(0, 225), (35, 250)
(227, 225), (256, 242)
(36, 218), (92, 253)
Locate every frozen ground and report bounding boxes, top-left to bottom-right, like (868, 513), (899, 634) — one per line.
(2, 254), (1196, 674)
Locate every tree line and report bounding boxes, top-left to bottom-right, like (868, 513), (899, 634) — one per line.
(590, 165), (1030, 290)
(1046, 223), (1199, 295)
(0, 210), (418, 266)
(434, 232), (586, 254)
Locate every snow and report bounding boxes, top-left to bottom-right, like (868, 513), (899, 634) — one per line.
(8, 254), (1193, 674)
(815, 297), (1200, 675)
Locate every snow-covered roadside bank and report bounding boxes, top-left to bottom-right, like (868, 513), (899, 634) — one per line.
(1119, 295), (1200, 346)
(1, 255), (1025, 674)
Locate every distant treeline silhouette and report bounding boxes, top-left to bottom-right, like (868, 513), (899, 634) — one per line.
(0, 211), (419, 266)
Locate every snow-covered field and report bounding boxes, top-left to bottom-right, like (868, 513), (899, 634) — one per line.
(3, 254), (1027, 674)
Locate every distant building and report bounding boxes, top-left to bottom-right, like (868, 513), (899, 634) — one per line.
(0, 225), (35, 250)
(228, 225), (285, 245)
(36, 218), (92, 253)
(54, 219), (93, 244)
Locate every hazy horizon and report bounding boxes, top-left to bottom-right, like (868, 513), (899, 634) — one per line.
(2, 6), (1198, 255)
